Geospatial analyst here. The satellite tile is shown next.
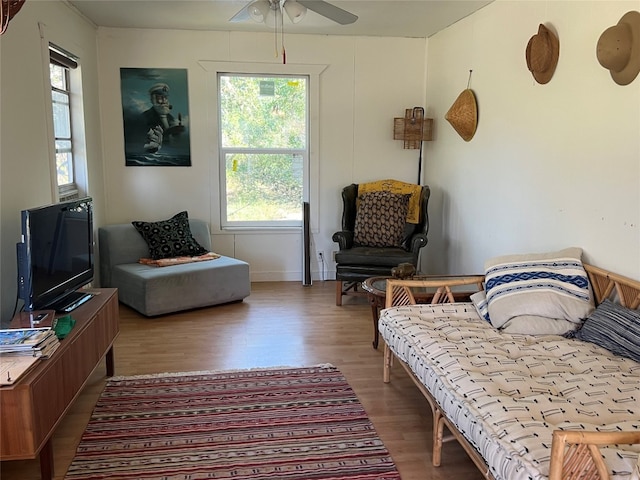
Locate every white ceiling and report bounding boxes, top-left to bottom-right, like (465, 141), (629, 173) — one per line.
(67, 0), (493, 38)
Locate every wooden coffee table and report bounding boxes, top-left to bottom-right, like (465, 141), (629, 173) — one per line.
(362, 275), (484, 349)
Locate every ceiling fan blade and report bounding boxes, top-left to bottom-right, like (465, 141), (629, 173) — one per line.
(229, 4), (252, 22)
(296, 0), (357, 25)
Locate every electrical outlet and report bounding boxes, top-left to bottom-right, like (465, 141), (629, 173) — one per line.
(317, 252), (324, 261)
(332, 250), (338, 262)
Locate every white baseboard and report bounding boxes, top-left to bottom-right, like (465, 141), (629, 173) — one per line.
(250, 270), (336, 282)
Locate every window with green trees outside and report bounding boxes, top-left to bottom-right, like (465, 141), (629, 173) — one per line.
(219, 74), (308, 227)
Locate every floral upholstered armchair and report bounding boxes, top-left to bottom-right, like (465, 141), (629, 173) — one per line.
(332, 180), (430, 306)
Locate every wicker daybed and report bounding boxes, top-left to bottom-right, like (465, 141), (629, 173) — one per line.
(381, 256), (640, 480)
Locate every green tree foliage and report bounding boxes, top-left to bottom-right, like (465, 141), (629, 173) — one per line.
(220, 75), (307, 222)
(220, 75), (306, 149)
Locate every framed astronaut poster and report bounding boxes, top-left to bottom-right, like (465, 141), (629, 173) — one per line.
(120, 68), (191, 166)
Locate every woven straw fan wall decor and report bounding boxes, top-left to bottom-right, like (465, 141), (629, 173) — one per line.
(445, 87), (478, 142)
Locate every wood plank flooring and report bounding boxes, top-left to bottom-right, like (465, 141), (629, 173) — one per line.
(1, 281), (483, 480)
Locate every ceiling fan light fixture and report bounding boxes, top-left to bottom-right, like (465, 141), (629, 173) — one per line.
(265, 7), (281, 28)
(284, 1), (307, 24)
(248, 0), (270, 23)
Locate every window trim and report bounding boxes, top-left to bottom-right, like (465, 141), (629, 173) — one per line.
(38, 22), (88, 204)
(200, 61), (326, 235)
(46, 43), (83, 202)
(49, 46), (76, 194)
(218, 73), (309, 228)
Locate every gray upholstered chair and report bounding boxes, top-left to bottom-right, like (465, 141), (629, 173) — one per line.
(99, 219), (250, 316)
(332, 182), (430, 306)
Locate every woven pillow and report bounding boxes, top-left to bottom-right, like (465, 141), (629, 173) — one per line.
(353, 191), (410, 247)
(484, 247), (594, 330)
(501, 316), (580, 335)
(471, 290), (580, 334)
(575, 299), (640, 363)
(132, 211), (208, 260)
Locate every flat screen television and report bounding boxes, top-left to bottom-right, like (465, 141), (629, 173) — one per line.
(17, 197), (95, 313)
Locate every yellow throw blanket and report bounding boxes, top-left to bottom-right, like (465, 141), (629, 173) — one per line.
(139, 251), (221, 267)
(358, 179), (422, 224)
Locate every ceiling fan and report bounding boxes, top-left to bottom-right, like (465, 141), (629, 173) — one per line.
(230, 0), (358, 27)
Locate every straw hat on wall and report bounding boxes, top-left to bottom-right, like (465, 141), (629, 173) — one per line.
(596, 11), (640, 86)
(525, 24), (560, 84)
(445, 89), (477, 142)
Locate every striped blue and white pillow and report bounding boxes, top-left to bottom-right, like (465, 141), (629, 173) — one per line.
(575, 299), (640, 363)
(470, 290), (491, 323)
(484, 247), (594, 330)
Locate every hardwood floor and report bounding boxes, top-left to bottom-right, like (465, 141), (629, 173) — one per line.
(1, 281), (483, 480)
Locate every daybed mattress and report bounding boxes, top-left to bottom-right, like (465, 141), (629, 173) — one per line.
(379, 303), (640, 480)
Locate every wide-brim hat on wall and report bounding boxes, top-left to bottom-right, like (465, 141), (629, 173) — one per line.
(445, 89), (477, 142)
(596, 10), (640, 86)
(526, 24), (560, 84)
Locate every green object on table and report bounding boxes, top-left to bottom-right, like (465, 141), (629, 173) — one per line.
(53, 315), (76, 339)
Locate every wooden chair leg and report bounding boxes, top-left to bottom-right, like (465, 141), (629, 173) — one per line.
(335, 280), (343, 306)
(383, 343), (393, 383)
(433, 408), (445, 467)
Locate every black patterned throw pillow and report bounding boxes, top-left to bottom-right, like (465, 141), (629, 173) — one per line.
(132, 211), (208, 260)
(353, 191), (410, 247)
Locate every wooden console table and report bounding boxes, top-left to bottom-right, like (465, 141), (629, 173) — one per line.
(0, 288), (119, 480)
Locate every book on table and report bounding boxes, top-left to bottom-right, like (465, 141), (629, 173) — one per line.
(0, 327), (53, 351)
(0, 327), (60, 358)
(2, 333), (60, 358)
(0, 327), (61, 385)
(32, 333), (60, 358)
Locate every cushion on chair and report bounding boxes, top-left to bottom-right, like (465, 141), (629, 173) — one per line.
(335, 246), (416, 267)
(132, 211), (208, 260)
(111, 256), (250, 317)
(353, 191), (410, 247)
(357, 179), (422, 223)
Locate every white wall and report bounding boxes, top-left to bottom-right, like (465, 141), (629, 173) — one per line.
(423, 0), (640, 280)
(95, 28), (427, 282)
(0, 1), (104, 325)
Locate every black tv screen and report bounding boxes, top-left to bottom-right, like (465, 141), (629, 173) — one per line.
(17, 197), (94, 312)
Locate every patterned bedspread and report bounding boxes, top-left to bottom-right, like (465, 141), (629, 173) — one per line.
(379, 303), (640, 480)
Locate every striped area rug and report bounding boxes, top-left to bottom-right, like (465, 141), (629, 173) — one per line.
(65, 364), (401, 479)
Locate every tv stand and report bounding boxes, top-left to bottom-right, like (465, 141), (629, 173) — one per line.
(1, 288), (119, 480)
(51, 291), (93, 313)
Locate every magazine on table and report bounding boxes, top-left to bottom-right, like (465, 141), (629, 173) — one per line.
(1, 333), (60, 357)
(0, 327), (53, 351)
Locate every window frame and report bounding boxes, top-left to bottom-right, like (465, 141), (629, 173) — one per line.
(200, 61), (326, 235)
(218, 73), (309, 228)
(49, 45), (80, 201)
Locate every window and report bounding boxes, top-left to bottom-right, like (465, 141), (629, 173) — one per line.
(49, 46), (79, 201)
(218, 74), (308, 228)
